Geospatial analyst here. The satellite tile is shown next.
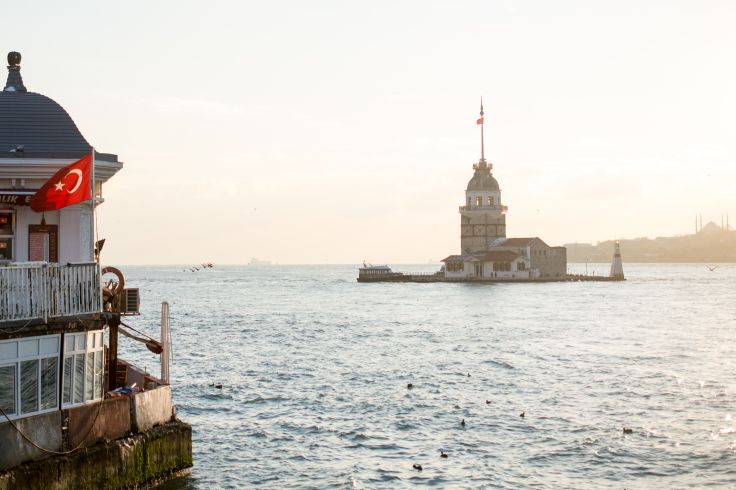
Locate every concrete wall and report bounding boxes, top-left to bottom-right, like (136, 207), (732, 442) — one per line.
(0, 421), (192, 490)
(0, 411), (62, 470)
(132, 386), (173, 433)
(0, 385), (173, 472)
(68, 397), (131, 449)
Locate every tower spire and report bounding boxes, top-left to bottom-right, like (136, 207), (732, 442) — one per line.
(479, 97), (485, 165)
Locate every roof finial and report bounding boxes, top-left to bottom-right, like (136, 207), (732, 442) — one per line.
(4, 51), (26, 92)
(7, 52), (21, 66)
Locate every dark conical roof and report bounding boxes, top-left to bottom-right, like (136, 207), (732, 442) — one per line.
(466, 159), (499, 191)
(0, 51), (104, 159)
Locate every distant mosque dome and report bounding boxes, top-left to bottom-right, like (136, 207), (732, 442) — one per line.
(0, 51), (96, 159)
(466, 163), (499, 191)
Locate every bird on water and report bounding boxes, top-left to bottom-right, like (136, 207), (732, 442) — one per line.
(412, 464), (423, 471)
(460, 418), (466, 427)
(440, 450), (448, 458)
(519, 411), (525, 418)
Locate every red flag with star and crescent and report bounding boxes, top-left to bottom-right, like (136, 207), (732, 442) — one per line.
(30, 153), (92, 212)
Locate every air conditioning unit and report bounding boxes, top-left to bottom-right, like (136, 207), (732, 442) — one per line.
(119, 288), (140, 315)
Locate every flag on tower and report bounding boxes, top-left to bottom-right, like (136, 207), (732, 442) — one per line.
(476, 116), (484, 125)
(30, 153), (93, 212)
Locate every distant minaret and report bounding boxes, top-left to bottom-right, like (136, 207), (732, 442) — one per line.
(610, 241), (624, 280)
(459, 98), (507, 253)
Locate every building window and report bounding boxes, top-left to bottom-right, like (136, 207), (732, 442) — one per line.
(62, 331), (104, 408)
(0, 334), (60, 420)
(518, 262), (526, 271)
(0, 210), (14, 261)
(488, 196), (494, 206)
(447, 261), (463, 272)
(475, 196), (482, 207)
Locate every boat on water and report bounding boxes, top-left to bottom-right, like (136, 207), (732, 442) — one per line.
(357, 263), (409, 282)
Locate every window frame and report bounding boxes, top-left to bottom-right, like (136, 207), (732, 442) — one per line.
(0, 334), (61, 421)
(62, 331), (105, 409)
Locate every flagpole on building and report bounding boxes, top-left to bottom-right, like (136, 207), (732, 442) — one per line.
(91, 147), (98, 264)
(90, 147), (104, 315)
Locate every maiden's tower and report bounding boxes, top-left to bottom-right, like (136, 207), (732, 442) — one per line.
(443, 100), (567, 280)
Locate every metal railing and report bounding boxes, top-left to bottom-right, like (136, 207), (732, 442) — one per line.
(0, 262), (101, 323)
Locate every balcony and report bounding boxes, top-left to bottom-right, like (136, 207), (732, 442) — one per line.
(0, 262), (101, 323)
(459, 205), (508, 213)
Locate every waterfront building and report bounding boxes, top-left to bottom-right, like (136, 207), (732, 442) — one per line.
(443, 101), (567, 280)
(0, 52), (190, 487)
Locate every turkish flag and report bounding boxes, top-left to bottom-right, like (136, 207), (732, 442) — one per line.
(476, 117), (484, 125)
(30, 153), (92, 212)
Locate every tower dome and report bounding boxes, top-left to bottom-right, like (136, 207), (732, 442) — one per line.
(0, 51), (93, 158)
(466, 163), (499, 191)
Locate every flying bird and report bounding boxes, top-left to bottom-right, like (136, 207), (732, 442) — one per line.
(707, 266), (718, 272)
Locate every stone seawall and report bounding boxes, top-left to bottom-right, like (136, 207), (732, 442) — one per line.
(0, 420), (192, 489)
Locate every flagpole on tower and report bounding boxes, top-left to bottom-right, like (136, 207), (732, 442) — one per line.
(480, 97), (485, 163)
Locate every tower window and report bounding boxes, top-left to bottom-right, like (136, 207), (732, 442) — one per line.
(487, 196), (494, 206)
(476, 196), (482, 207)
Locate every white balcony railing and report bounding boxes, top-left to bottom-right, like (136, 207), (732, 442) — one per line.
(0, 262), (101, 323)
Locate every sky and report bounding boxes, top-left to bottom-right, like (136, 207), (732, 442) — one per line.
(5, 1), (736, 264)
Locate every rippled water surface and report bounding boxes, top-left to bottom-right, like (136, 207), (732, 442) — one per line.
(117, 264), (736, 489)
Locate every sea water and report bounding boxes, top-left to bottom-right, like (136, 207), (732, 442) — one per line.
(115, 264), (736, 489)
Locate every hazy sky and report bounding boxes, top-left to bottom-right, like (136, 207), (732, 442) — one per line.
(6, 1), (736, 264)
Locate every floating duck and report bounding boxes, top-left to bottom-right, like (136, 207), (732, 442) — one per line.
(412, 464), (423, 471)
(460, 418), (466, 427)
(623, 427), (633, 434)
(407, 383), (413, 389)
(519, 411), (525, 418)
(439, 450), (448, 459)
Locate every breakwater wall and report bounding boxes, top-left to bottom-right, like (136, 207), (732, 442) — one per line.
(0, 420), (191, 489)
